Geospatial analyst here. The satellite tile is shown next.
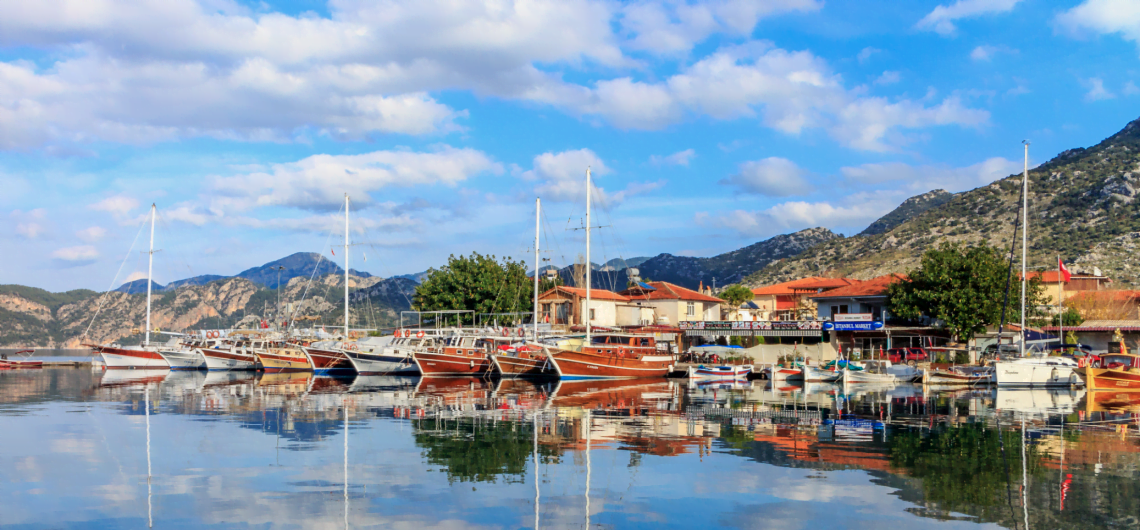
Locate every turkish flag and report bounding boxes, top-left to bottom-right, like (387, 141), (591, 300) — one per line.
(1059, 259), (1071, 282)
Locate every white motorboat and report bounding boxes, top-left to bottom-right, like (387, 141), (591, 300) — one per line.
(688, 364), (753, 379)
(343, 335), (419, 375)
(200, 338), (258, 371)
(802, 365), (842, 383)
(993, 356), (1082, 387)
(158, 337), (206, 370)
(843, 360), (897, 383)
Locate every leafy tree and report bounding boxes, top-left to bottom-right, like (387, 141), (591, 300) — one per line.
(719, 284), (754, 308)
(888, 242), (1047, 342)
(1050, 306), (1084, 328)
(413, 253), (532, 324)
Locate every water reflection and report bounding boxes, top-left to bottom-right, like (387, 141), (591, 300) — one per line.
(2, 369), (1140, 529)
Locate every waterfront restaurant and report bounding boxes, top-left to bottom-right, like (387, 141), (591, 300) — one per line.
(810, 274), (950, 357)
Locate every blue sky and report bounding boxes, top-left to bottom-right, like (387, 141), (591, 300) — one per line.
(2, 0), (1140, 291)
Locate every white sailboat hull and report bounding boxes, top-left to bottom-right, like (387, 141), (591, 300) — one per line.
(994, 360), (1081, 387)
(159, 349), (205, 370)
(344, 351), (419, 375)
(843, 370), (897, 384)
(201, 349), (257, 371)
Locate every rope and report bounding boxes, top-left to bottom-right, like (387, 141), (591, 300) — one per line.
(83, 216), (147, 345)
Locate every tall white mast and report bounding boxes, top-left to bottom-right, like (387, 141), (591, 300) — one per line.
(1026, 141), (1035, 355)
(344, 193), (350, 339)
(585, 168), (592, 342)
(145, 203), (156, 347)
(533, 197), (541, 342)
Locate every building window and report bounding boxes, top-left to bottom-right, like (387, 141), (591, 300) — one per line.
(687, 302), (695, 316)
(589, 308), (596, 320)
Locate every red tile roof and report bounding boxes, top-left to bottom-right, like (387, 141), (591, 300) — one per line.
(751, 277), (831, 296)
(791, 278), (860, 291)
(620, 281), (723, 303)
(540, 286), (630, 302)
(809, 274), (905, 299)
(1023, 271), (1112, 283)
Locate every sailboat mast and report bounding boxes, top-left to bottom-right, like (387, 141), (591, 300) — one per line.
(585, 168), (592, 342)
(534, 197), (541, 343)
(145, 204), (156, 347)
(1026, 140), (1035, 355)
(344, 194), (350, 339)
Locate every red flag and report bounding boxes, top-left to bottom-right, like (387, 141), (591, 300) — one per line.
(331, 248), (336, 256)
(1059, 259), (1071, 282)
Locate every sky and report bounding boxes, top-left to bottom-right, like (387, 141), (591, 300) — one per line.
(3, 0), (1140, 292)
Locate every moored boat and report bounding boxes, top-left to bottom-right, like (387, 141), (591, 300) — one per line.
(490, 339), (555, 378)
(1081, 352), (1140, 392)
(924, 366), (993, 386)
(343, 336), (418, 375)
(158, 337), (206, 370)
(0, 350), (43, 369)
(843, 360), (897, 383)
(302, 341), (356, 375)
(994, 355), (1081, 387)
(547, 333), (675, 380)
(200, 338), (258, 371)
(801, 365), (840, 383)
(256, 341), (312, 373)
(414, 334), (493, 376)
(95, 344), (170, 370)
(688, 364), (752, 379)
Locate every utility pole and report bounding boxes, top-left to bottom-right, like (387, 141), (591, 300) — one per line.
(1020, 141), (1029, 357)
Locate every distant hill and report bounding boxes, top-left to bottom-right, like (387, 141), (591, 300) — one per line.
(118, 251), (374, 292)
(859, 189), (953, 236)
(114, 279), (165, 294)
(745, 115), (1140, 287)
(630, 228), (841, 290)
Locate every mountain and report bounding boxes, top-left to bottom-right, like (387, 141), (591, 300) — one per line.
(114, 279), (165, 294)
(744, 116), (1140, 287)
(601, 257), (650, 271)
(627, 228), (841, 290)
(394, 270), (429, 284)
(858, 189), (953, 236)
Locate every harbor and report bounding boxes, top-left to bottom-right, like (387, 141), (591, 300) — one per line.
(0, 366), (1135, 529)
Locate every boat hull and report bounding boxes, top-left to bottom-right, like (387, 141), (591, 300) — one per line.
(769, 367), (803, 382)
(0, 360), (43, 369)
(490, 353), (554, 377)
(344, 350), (418, 375)
(994, 361), (1081, 387)
(689, 365), (752, 379)
(256, 350), (312, 373)
(924, 369), (991, 386)
(414, 351), (491, 376)
(201, 348), (257, 371)
(548, 350), (674, 380)
(801, 366), (841, 383)
(302, 347), (355, 375)
(159, 349), (205, 370)
(97, 346), (170, 370)
(1083, 367), (1140, 392)
(843, 370), (896, 384)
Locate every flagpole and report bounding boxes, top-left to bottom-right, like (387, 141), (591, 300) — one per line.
(1058, 255), (1062, 352)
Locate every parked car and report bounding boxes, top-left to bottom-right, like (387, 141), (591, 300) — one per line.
(887, 347), (928, 366)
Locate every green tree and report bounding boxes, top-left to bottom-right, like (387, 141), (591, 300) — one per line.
(1051, 306), (1084, 328)
(413, 253), (533, 324)
(888, 242), (1047, 342)
(719, 284), (754, 308)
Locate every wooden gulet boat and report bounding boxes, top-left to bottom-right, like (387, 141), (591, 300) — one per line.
(546, 168), (676, 380)
(200, 337), (258, 371)
(1082, 351), (1140, 392)
(302, 341), (356, 375)
(256, 341), (312, 373)
(413, 335), (494, 376)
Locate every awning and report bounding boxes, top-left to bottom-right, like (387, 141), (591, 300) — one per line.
(686, 330), (821, 338)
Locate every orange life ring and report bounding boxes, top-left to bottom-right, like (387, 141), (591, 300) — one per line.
(501, 328), (509, 337)
(517, 328), (525, 338)
(416, 330), (425, 338)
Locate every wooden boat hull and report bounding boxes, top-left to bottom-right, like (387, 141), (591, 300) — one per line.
(1083, 367), (1140, 391)
(256, 349), (312, 373)
(801, 366), (840, 383)
(201, 348), (257, 371)
(924, 369), (991, 386)
(414, 351), (491, 376)
(302, 347), (355, 375)
(96, 346), (170, 370)
(548, 350), (674, 380)
(770, 367), (803, 382)
(0, 360), (43, 369)
(490, 353), (554, 377)
(158, 349), (205, 370)
(344, 350), (418, 375)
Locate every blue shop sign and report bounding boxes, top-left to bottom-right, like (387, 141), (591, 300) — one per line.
(823, 321), (884, 331)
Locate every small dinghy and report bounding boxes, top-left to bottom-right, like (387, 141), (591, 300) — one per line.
(0, 350), (43, 369)
(689, 364), (753, 379)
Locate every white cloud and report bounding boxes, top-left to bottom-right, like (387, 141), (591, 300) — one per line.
(1125, 81), (1140, 96)
(11, 208), (46, 239)
(1083, 77), (1116, 101)
(917, 0), (1023, 36)
(124, 271), (148, 283)
(521, 149), (611, 203)
(532, 44), (988, 151)
(650, 148), (696, 166)
(16, 222), (43, 239)
(840, 157), (1021, 192)
(211, 146), (501, 212)
(875, 71), (901, 86)
(89, 195), (139, 215)
(719, 157), (811, 197)
(970, 44), (1017, 61)
(857, 47), (880, 64)
(1056, 0), (1140, 46)
(76, 226), (106, 242)
(619, 0), (822, 54)
(51, 245), (98, 263)
(711, 199), (887, 237)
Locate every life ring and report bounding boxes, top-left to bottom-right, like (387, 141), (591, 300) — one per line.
(501, 328), (509, 337)
(517, 328), (525, 338)
(416, 330), (425, 339)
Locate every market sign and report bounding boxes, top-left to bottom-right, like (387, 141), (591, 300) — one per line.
(822, 321), (884, 331)
(679, 320), (823, 331)
(834, 313), (872, 322)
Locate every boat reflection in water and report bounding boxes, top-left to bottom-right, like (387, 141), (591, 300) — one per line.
(6, 368), (1140, 529)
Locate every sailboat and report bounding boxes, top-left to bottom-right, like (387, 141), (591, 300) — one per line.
(490, 197), (556, 378)
(994, 144), (1082, 387)
(91, 204), (172, 370)
(547, 168), (677, 380)
(303, 194), (357, 375)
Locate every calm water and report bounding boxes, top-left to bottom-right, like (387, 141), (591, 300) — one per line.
(1, 369), (1137, 529)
